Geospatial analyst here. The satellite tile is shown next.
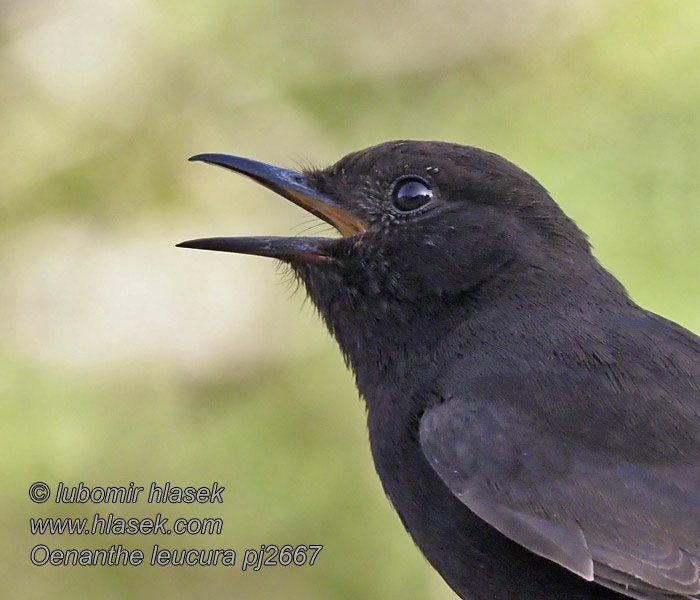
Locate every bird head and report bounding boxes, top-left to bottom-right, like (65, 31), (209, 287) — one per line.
(179, 141), (604, 383)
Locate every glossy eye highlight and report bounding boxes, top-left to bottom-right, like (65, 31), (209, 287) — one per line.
(392, 178), (434, 212)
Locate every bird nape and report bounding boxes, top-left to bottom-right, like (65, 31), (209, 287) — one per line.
(178, 141), (700, 600)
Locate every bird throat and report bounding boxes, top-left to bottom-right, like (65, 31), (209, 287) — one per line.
(291, 260), (474, 396)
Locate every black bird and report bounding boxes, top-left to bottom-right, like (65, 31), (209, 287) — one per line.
(178, 141), (700, 600)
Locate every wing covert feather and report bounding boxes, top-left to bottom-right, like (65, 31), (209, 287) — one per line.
(419, 378), (700, 599)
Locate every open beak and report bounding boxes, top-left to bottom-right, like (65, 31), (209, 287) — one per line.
(177, 153), (366, 260)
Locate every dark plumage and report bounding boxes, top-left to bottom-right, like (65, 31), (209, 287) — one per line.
(179, 141), (700, 600)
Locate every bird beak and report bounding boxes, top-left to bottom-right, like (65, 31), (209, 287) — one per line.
(177, 153), (366, 260)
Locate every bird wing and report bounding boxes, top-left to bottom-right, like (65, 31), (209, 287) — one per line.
(419, 365), (700, 599)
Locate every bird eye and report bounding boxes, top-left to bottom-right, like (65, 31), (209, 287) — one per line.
(392, 179), (434, 212)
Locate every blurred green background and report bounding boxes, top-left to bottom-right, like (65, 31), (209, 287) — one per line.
(2, 0), (699, 598)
